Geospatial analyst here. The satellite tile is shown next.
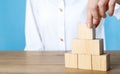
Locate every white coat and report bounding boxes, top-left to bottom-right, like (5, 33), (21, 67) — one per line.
(25, 0), (120, 51)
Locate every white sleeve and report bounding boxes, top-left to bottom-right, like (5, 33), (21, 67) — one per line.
(24, 0), (43, 51)
(96, 19), (105, 39)
(113, 4), (120, 20)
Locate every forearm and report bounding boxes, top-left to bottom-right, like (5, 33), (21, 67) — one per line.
(117, 0), (120, 4)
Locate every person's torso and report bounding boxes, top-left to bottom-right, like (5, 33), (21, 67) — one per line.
(30, 0), (104, 51)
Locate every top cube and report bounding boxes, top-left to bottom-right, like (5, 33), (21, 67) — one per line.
(78, 24), (95, 39)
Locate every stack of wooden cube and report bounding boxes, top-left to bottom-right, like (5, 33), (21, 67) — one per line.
(65, 24), (110, 71)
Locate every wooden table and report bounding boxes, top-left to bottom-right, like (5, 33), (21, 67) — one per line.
(0, 51), (120, 74)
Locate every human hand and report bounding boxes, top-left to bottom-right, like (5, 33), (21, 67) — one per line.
(87, 0), (116, 28)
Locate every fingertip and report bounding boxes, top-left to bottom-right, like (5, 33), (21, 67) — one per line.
(102, 14), (106, 18)
(93, 19), (100, 26)
(87, 19), (93, 28)
(87, 23), (93, 28)
(95, 24), (99, 28)
(108, 12), (113, 16)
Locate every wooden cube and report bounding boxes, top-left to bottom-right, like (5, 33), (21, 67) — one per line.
(65, 53), (78, 68)
(78, 54), (92, 70)
(72, 38), (90, 54)
(91, 39), (104, 55)
(78, 24), (95, 39)
(72, 38), (104, 55)
(101, 54), (110, 71)
(92, 54), (110, 71)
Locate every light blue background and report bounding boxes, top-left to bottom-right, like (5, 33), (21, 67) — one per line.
(104, 15), (120, 50)
(0, 0), (26, 50)
(0, 0), (120, 50)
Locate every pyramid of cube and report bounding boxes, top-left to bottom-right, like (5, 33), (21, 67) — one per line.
(65, 24), (110, 71)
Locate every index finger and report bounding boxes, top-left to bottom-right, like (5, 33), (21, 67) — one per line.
(87, 9), (93, 28)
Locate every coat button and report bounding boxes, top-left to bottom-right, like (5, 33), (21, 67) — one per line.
(60, 38), (64, 41)
(59, 8), (63, 12)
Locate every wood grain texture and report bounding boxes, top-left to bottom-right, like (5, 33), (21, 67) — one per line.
(72, 38), (104, 55)
(92, 54), (110, 71)
(78, 24), (95, 39)
(78, 54), (92, 70)
(0, 51), (118, 74)
(65, 53), (78, 68)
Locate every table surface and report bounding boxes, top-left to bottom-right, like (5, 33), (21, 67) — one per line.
(0, 51), (120, 74)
